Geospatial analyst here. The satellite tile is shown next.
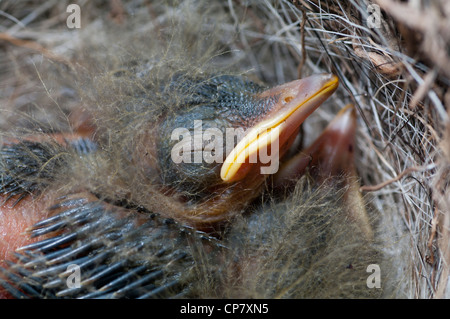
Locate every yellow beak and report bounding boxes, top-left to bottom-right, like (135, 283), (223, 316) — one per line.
(220, 73), (339, 183)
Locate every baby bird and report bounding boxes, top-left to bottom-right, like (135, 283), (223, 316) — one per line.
(0, 67), (342, 298)
(0, 3), (390, 298)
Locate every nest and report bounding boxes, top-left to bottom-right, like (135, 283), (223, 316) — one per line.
(0, 0), (449, 298)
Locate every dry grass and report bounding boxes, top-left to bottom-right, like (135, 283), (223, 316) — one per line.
(0, 0), (448, 298)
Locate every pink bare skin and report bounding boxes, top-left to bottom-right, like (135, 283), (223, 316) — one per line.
(0, 193), (54, 298)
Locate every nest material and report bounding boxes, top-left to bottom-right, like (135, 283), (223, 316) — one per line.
(0, 0), (449, 298)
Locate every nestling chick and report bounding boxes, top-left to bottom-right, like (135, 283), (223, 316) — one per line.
(0, 1), (395, 299)
(0, 71), (339, 298)
(0, 103), (395, 299)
